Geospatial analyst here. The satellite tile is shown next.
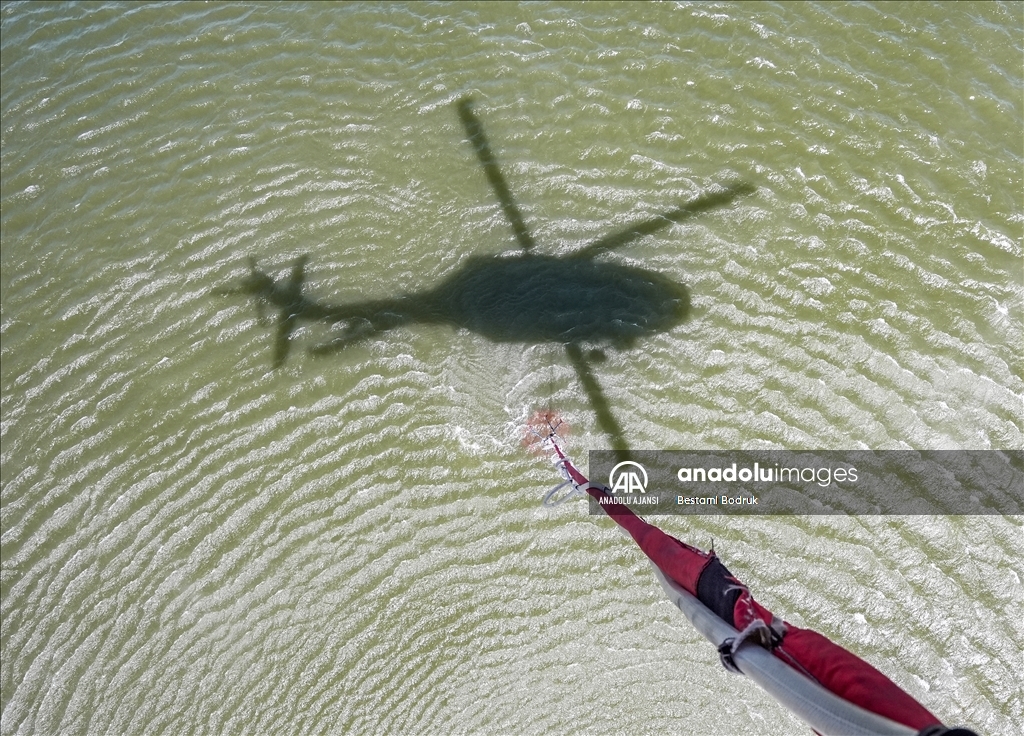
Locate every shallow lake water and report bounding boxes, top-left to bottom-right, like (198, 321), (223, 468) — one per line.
(2, 3), (1022, 734)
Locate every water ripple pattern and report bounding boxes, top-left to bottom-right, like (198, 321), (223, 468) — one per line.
(2, 3), (1021, 735)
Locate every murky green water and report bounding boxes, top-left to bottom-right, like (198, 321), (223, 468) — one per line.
(2, 2), (1022, 734)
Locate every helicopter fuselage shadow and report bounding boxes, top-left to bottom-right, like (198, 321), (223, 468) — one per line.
(425, 253), (690, 345)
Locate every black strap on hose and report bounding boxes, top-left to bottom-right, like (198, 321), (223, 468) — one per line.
(717, 616), (787, 674)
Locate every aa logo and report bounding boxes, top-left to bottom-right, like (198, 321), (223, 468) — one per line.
(608, 461), (648, 494)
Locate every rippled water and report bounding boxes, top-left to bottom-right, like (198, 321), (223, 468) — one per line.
(2, 2), (1022, 734)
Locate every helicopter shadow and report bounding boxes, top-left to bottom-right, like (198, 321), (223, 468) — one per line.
(216, 97), (755, 456)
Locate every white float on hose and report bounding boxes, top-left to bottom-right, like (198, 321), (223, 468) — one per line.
(649, 563), (916, 736)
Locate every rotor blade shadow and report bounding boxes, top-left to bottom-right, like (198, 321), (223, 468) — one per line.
(287, 254), (308, 293)
(274, 312), (296, 368)
(569, 181), (756, 261)
(566, 343), (630, 463)
(457, 97), (537, 252)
